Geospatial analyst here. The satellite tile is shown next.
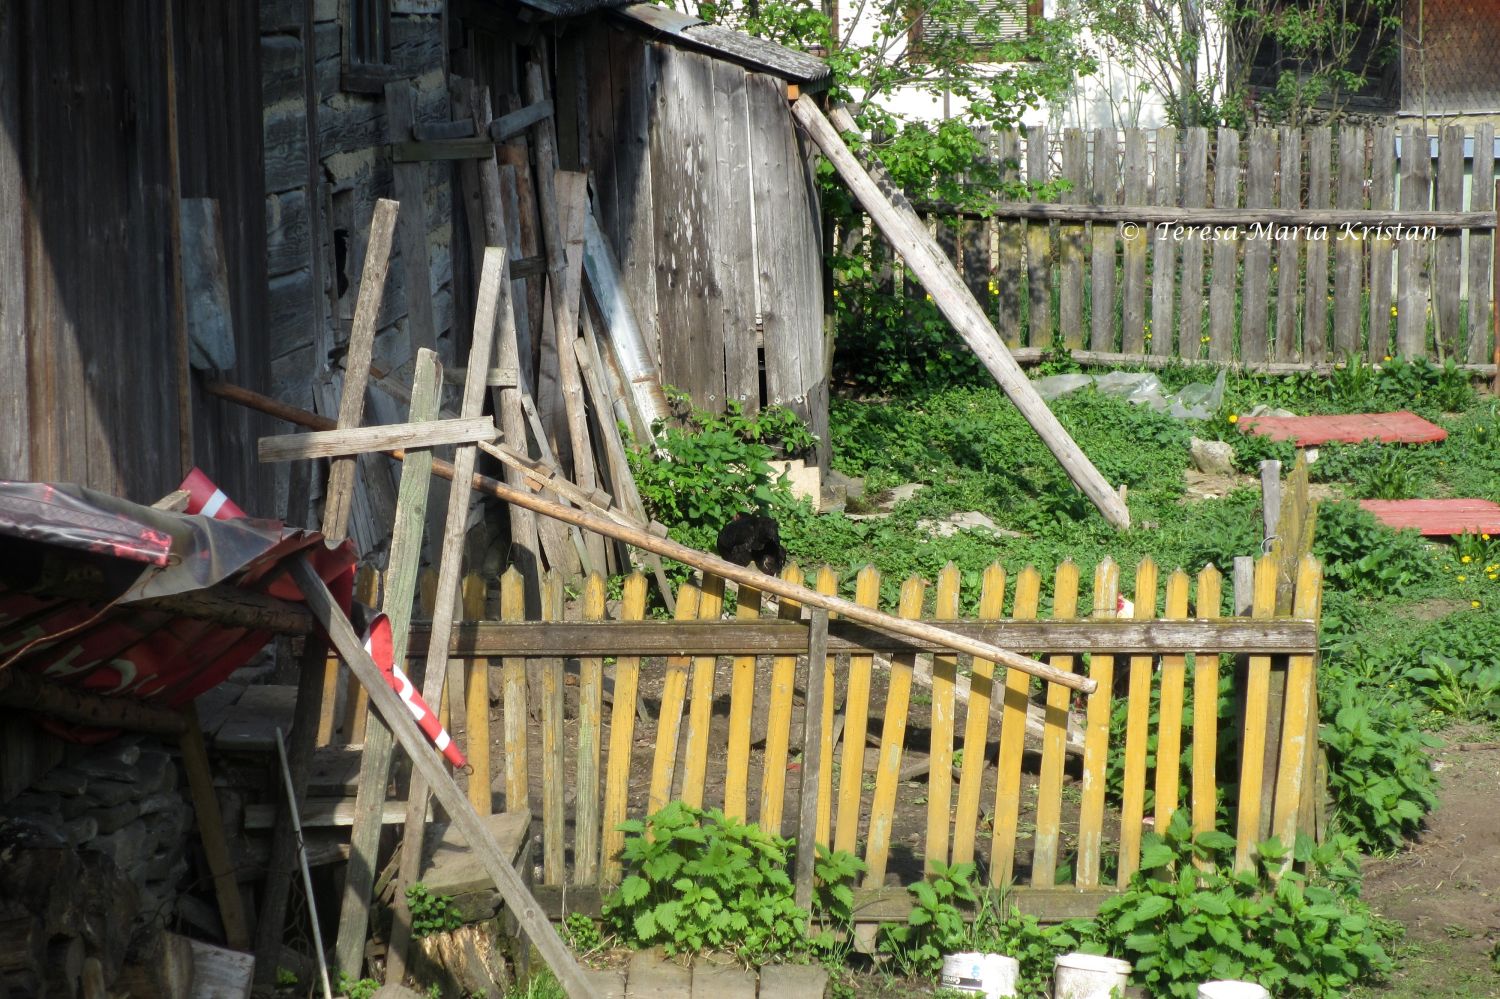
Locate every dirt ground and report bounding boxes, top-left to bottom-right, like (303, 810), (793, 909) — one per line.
(1357, 726), (1500, 998)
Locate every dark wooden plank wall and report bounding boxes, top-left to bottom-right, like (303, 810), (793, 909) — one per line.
(0, 0), (181, 503)
(177, 0), (272, 515)
(584, 25), (827, 455)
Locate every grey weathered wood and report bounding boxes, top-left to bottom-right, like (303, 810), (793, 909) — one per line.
(540, 572), (567, 884)
(179, 704), (250, 949)
(650, 47), (726, 412)
(470, 89), (542, 612)
(414, 119), (477, 142)
(384, 249), (508, 986)
(490, 99), (554, 141)
(794, 607), (830, 913)
(1470, 124), (1496, 364)
(603, 31), (658, 380)
(1149, 126), (1177, 356)
(610, 2), (831, 84)
(0, 0), (28, 480)
(1179, 129), (1209, 357)
(624, 951), (691, 999)
(756, 965), (829, 997)
(582, 210), (672, 431)
(920, 200), (1495, 229)
(1060, 128), (1087, 348)
(690, 961), (756, 999)
(553, 170), (608, 575)
(808, 101), (1130, 529)
(385, 83), (439, 357)
(1368, 125), (1397, 360)
(1303, 128), (1332, 364)
(1397, 126), (1429, 358)
(418, 617), (1320, 658)
(756, 80), (828, 464)
(180, 198), (237, 370)
(1333, 128), (1366, 358)
(273, 728), (334, 999)
(1208, 128), (1240, 362)
(1240, 128), (1275, 364)
(1090, 128), (1118, 352)
(1436, 125), (1465, 358)
(1120, 129), (1149, 354)
(258, 417), (496, 462)
(713, 61), (761, 412)
(288, 559), (598, 999)
(1025, 128), (1053, 347)
(332, 348), (443, 980)
(994, 131), (1021, 346)
(1261, 460), (1283, 541)
(323, 199), (398, 535)
(496, 157), (539, 395)
(1275, 128), (1303, 362)
(390, 138), (495, 162)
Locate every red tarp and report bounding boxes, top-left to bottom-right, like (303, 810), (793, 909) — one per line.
(0, 481), (355, 741)
(1238, 411), (1448, 446)
(1360, 498), (1500, 537)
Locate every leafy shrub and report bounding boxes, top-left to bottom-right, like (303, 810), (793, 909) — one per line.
(336, 973), (380, 999)
(1319, 679), (1441, 852)
(1313, 501), (1436, 602)
(601, 802), (863, 961)
(968, 905), (1093, 997)
(1095, 812), (1392, 998)
(626, 391), (814, 556)
(404, 882), (463, 938)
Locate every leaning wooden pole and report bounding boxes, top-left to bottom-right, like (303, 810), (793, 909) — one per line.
(795, 99), (1131, 530)
(208, 379), (1094, 693)
(287, 559), (598, 999)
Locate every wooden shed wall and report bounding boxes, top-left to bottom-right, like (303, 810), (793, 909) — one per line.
(580, 22), (828, 454)
(1402, 0), (1500, 114)
(0, 0), (183, 504)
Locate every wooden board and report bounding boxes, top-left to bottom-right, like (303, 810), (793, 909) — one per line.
(1238, 410), (1447, 445)
(418, 810), (532, 920)
(1303, 128), (1332, 363)
(1090, 128), (1118, 351)
(1435, 125), (1464, 357)
(1333, 127), (1366, 357)
(1178, 129), (1209, 357)
(1397, 127), (1430, 358)
(1025, 129), (1053, 347)
(1207, 129), (1239, 362)
(1240, 128), (1275, 363)
(1149, 126), (1177, 356)
(1468, 124), (1496, 365)
(1368, 125), (1397, 361)
(1359, 498), (1500, 536)
(1275, 127), (1303, 362)
(1120, 129), (1149, 354)
(1059, 129), (1087, 349)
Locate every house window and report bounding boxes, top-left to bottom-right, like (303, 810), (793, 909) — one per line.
(342, 0), (395, 93)
(911, 0), (1041, 60)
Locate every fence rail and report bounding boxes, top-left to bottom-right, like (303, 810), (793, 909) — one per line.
(330, 552), (1325, 919)
(857, 124), (1500, 370)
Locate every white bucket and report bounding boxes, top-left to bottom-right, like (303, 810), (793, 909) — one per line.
(1198, 983), (1270, 999)
(939, 952), (1021, 998)
(1052, 952), (1131, 999)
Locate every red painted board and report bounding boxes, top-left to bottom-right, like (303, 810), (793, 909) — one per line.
(1359, 498), (1500, 536)
(1239, 411), (1447, 446)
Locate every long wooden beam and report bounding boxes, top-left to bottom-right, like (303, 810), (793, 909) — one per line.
(794, 99), (1130, 530)
(258, 417), (496, 462)
(912, 199), (1498, 230)
(201, 379), (1093, 692)
(414, 618), (1319, 658)
(287, 558), (597, 999)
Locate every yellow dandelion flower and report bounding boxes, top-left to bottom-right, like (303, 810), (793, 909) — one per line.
(833, 289), (840, 298)
(1485, 534), (1492, 541)
(1228, 413), (1239, 424)
(1488, 573), (1497, 581)
(1458, 574), (1467, 582)
(1390, 305), (1399, 317)
(1383, 355), (1392, 362)
(1462, 555), (1473, 564)
(1474, 600), (1483, 609)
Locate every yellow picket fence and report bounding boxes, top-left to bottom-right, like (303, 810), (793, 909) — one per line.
(328, 553), (1324, 920)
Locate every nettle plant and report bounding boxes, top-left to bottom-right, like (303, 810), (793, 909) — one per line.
(600, 802), (864, 962)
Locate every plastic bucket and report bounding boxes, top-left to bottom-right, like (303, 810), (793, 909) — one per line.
(1052, 952), (1131, 999)
(938, 952), (1020, 998)
(1198, 983), (1270, 999)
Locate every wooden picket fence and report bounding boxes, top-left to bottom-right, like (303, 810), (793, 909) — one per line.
(867, 124), (1499, 370)
(327, 552), (1327, 920)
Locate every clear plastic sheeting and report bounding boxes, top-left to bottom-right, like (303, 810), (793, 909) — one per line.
(1033, 369), (1227, 420)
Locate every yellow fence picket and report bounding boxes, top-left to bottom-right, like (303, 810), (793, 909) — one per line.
(1234, 556), (1279, 872)
(834, 567), (882, 855)
(682, 574), (726, 808)
(926, 564), (961, 871)
(952, 563), (1004, 866)
(1076, 558), (1119, 888)
(1272, 555), (1323, 857)
(1154, 570), (1191, 830)
(724, 584), (763, 822)
(759, 563), (803, 835)
(575, 573), (607, 883)
(540, 571), (566, 884)
(648, 583), (702, 817)
(1032, 561), (1079, 886)
(500, 568), (529, 815)
(462, 573), (491, 816)
(1117, 559), (1158, 883)
(991, 566), (1040, 888)
(815, 567), (840, 847)
(601, 573), (648, 883)
(1192, 565), (1224, 867)
(865, 574), (926, 887)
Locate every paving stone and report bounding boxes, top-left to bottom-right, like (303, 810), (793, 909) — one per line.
(625, 950), (691, 998)
(584, 968), (628, 999)
(757, 964), (828, 998)
(690, 960), (755, 999)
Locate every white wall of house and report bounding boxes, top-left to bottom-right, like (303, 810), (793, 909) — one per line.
(835, 0), (1227, 132)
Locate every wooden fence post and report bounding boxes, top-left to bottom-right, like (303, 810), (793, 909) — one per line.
(795, 606), (830, 912)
